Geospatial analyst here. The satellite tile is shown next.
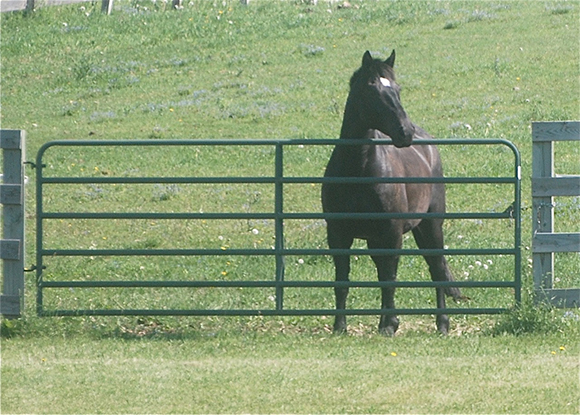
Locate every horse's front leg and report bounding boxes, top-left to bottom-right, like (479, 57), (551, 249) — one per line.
(374, 255), (401, 336)
(327, 224), (353, 334)
(369, 239), (401, 336)
(332, 253), (350, 334)
(425, 256), (453, 335)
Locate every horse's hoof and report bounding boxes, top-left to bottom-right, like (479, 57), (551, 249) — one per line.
(333, 319), (347, 335)
(379, 326), (397, 337)
(379, 315), (399, 337)
(436, 315), (450, 336)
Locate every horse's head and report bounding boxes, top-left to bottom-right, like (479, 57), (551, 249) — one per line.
(348, 50), (415, 148)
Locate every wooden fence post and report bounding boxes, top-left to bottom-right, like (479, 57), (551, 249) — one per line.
(1, 130), (26, 318)
(101, 0), (113, 15)
(532, 129), (554, 290)
(532, 121), (580, 308)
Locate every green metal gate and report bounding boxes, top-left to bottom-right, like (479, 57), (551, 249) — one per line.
(35, 139), (521, 317)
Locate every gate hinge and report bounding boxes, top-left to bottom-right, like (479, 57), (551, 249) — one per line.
(24, 265), (45, 272)
(24, 161), (45, 169)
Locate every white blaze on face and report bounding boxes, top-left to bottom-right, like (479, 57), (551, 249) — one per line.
(379, 77), (392, 88)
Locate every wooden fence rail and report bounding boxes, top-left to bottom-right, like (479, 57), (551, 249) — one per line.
(0, 0), (207, 13)
(1, 130), (26, 318)
(1, 0), (113, 14)
(532, 121), (580, 308)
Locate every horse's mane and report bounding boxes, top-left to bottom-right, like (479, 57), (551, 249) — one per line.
(349, 58), (396, 88)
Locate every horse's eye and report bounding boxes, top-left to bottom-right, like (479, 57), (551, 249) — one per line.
(379, 77), (392, 88)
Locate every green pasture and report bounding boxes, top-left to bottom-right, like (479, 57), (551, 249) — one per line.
(1, 0), (579, 413)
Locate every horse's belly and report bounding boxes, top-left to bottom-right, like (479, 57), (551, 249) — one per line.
(353, 217), (421, 238)
(323, 182), (428, 239)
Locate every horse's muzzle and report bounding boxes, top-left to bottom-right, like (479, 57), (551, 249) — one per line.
(393, 123), (415, 148)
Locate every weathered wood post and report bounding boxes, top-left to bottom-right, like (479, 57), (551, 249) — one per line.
(18, 0), (113, 14)
(532, 121), (580, 308)
(101, 0), (114, 15)
(1, 130), (26, 318)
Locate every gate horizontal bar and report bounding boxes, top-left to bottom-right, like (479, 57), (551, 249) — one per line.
(40, 211), (513, 220)
(39, 307), (508, 317)
(36, 137), (521, 149)
(40, 176), (516, 185)
(41, 248), (516, 257)
(41, 280), (515, 289)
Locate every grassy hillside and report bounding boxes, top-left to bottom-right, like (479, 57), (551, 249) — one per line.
(2, 1), (578, 146)
(1, 1), (579, 413)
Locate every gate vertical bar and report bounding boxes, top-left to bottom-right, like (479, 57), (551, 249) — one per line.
(274, 142), (285, 310)
(35, 148), (45, 316)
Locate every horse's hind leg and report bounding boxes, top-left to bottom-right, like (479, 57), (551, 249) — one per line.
(412, 219), (462, 335)
(327, 223), (354, 334)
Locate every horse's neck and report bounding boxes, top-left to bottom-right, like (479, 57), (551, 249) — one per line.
(339, 101), (368, 140)
(333, 108), (374, 176)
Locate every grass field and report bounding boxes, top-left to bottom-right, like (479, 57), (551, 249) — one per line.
(2, 332), (579, 413)
(1, 0), (580, 413)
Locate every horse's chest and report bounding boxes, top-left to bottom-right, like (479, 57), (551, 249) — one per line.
(322, 146), (434, 235)
(322, 182), (405, 213)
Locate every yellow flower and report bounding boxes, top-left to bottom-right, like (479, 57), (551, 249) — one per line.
(390, 352), (397, 357)
(559, 346), (565, 351)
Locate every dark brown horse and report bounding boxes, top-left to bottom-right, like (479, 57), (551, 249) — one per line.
(321, 50), (462, 335)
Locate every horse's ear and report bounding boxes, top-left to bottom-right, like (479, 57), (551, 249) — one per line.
(385, 49), (396, 68)
(362, 50), (373, 67)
